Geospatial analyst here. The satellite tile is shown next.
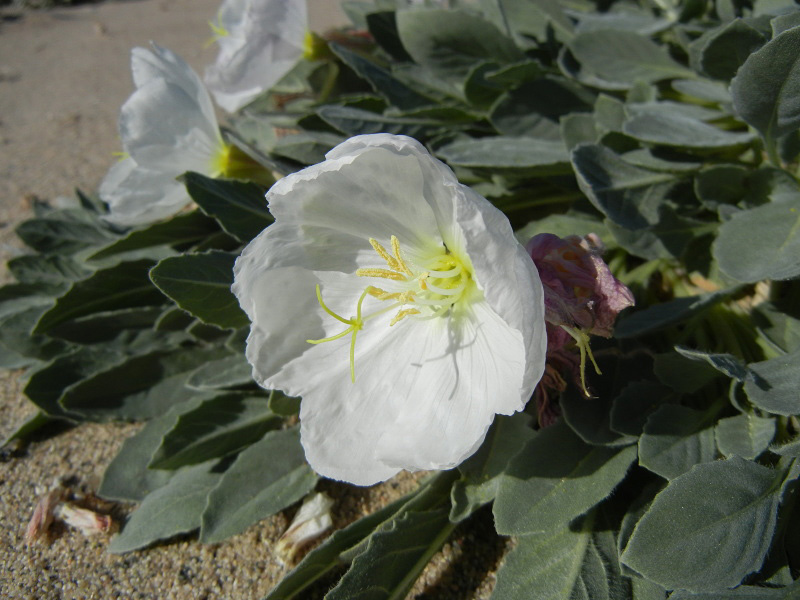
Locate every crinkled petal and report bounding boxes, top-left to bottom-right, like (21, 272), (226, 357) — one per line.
(205, 0), (307, 112)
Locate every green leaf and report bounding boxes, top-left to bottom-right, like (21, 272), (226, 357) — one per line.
(607, 206), (712, 261)
(15, 209), (115, 255)
(621, 456), (784, 592)
(450, 413), (535, 522)
(496, 0), (574, 46)
(694, 164), (749, 207)
(149, 394), (280, 469)
(753, 302), (800, 353)
(109, 460), (224, 553)
(329, 42), (433, 110)
(745, 348), (800, 416)
(715, 414), (776, 459)
(271, 132), (345, 166)
(571, 144), (678, 230)
(689, 19), (767, 81)
(674, 346), (752, 382)
(0, 305), (70, 369)
(731, 25), (800, 145)
(670, 580), (800, 599)
(490, 78), (593, 138)
(713, 198), (800, 283)
(365, 11), (413, 62)
(494, 421), (637, 535)
(264, 493), (415, 600)
(33, 259), (165, 334)
(7, 254), (91, 285)
(436, 137), (570, 175)
(515, 213), (611, 246)
(609, 380), (674, 437)
(47, 306), (163, 344)
(325, 508), (455, 600)
(615, 288), (736, 338)
(492, 513), (633, 600)
(638, 405), (717, 480)
(99, 397), (207, 501)
(396, 9), (523, 80)
(150, 251), (248, 329)
(561, 383), (638, 447)
(199, 427), (317, 543)
(672, 78), (732, 103)
(622, 111), (754, 148)
(317, 105), (443, 138)
(2, 410), (55, 445)
(653, 352), (718, 393)
(185, 353), (255, 390)
(87, 211), (219, 261)
(23, 331), (179, 419)
(567, 30), (693, 88)
(58, 344), (225, 421)
(181, 172), (272, 244)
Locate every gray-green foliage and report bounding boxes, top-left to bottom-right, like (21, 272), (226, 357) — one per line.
(2, 0), (800, 596)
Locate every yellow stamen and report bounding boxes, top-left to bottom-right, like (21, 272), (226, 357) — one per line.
(309, 235), (474, 382)
(390, 308), (421, 326)
(390, 235), (413, 276)
(356, 268), (406, 281)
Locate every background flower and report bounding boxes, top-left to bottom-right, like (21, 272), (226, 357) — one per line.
(204, 0), (308, 113)
(233, 134), (546, 485)
(100, 43), (267, 227)
(100, 44), (225, 227)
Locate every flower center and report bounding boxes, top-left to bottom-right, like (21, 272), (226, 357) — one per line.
(307, 235), (474, 382)
(210, 143), (274, 186)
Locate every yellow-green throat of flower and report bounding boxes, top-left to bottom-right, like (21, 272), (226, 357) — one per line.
(308, 235), (475, 382)
(210, 143), (274, 186)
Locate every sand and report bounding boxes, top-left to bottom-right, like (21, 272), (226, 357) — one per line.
(0, 2), (504, 598)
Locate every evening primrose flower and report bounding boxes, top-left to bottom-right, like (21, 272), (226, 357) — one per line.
(100, 43), (265, 227)
(233, 134), (547, 486)
(204, 0), (310, 113)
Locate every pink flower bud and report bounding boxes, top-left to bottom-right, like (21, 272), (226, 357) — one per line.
(525, 233), (634, 339)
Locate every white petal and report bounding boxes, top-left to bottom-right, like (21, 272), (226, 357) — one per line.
(293, 298), (526, 484)
(452, 186), (547, 410)
(118, 78), (219, 168)
(267, 136), (445, 253)
(204, 0), (307, 112)
(100, 162), (190, 227)
(131, 44), (218, 138)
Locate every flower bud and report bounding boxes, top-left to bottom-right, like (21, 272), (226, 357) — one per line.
(525, 233), (634, 339)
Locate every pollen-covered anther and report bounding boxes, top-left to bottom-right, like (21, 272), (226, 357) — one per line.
(356, 267), (406, 281)
(390, 308), (421, 326)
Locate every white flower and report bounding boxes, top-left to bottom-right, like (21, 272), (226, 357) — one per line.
(100, 44), (259, 227)
(233, 134), (547, 486)
(204, 0), (309, 113)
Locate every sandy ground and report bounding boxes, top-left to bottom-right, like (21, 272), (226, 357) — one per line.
(0, 2), (504, 598)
